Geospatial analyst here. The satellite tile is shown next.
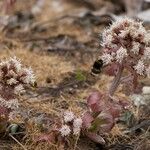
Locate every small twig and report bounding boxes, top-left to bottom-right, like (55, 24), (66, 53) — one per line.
(124, 119), (150, 134)
(73, 134), (80, 150)
(9, 134), (27, 150)
(19, 36), (52, 42)
(128, 120), (150, 133)
(46, 47), (98, 53)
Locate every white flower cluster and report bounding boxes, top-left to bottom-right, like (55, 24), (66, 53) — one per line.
(8, 110), (19, 121)
(101, 17), (150, 77)
(64, 110), (74, 123)
(59, 110), (83, 137)
(0, 97), (19, 110)
(73, 118), (83, 135)
(31, 0), (45, 15)
(59, 124), (71, 137)
(0, 57), (35, 95)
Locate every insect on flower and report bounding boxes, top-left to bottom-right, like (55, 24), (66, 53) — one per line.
(100, 17), (150, 78)
(91, 59), (103, 76)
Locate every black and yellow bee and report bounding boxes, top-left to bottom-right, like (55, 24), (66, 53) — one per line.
(91, 59), (103, 76)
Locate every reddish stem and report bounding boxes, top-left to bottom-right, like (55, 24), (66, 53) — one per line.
(109, 63), (124, 96)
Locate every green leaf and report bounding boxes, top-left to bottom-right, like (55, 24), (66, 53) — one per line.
(75, 70), (86, 81)
(89, 117), (106, 132)
(119, 111), (135, 127)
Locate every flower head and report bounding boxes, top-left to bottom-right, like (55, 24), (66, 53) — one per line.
(101, 17), (150, 77)
(63, 110), (74, 123)
(116, 47), (127, 63)
(0, 97), (19, 110)
(73, 118), (83, 135)
(7, 78), (18, 85)
(14, 84), (25, 95)
(131, 42), (140, 54)
(134, 60), (145, 75)
(59, 125), (71, 137)
(9, 57), (22, 72)
(0, 57), (35, 116)
(0, 56), (35, 95)
(73, 118), (83, 128)
(101, 53), (113, 65)
(144, 47), (150, 60)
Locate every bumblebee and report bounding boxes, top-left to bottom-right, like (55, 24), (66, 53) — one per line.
(91, 59), (103, 76)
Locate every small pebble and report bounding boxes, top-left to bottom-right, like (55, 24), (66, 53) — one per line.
(142, 86), (150, 94)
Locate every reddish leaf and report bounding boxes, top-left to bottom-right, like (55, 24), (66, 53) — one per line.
(84, 92), (128, 136)
(108, 103), (122, 119)
(96, 111), (114, 132)
(82, 111), (94, 129)
(87, 91), (103, 112)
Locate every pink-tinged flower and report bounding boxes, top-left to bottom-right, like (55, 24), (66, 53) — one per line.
(73, 118), (82, 135)
(116, 47), (127, 63)
(59, 125), (71, 137)
(144, 32), (150, 44)
(73, 127), (80, 135)
(0, 97), (7, 108)
(6, 99), (19, 109)
(21, 67), (35, 84)
(0, 56), (35, 88)
(131, 42), (140, 54)
(9, 57), (22, 72)
(0, 97), (19, 110)
(7, 78), (18, 85)
(0, 56), (35, 118)
(14, 84), (25, 95)
(63, 110), (74, 123)
(101, 53), (113, 65)
(100, 18), (150, 78)
(73, 118), (82, 128)
(7, 70), (17, 77)
(8, 110), (18, 121)
(144, 47), (150, 60)
(134, 60), (145, 75)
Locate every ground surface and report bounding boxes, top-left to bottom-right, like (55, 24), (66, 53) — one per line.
(0, 0), (150, 150)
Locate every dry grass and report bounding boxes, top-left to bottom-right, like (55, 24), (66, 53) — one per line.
(0, 0), (149, 150)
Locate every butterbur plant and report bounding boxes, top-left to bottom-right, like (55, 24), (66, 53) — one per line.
(81, 18), (150, 144)
(0, 56), (35, 131)
(82, 91), (128, 144)
(2, 17), (148, 148)
(101, 17), (150, 96)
